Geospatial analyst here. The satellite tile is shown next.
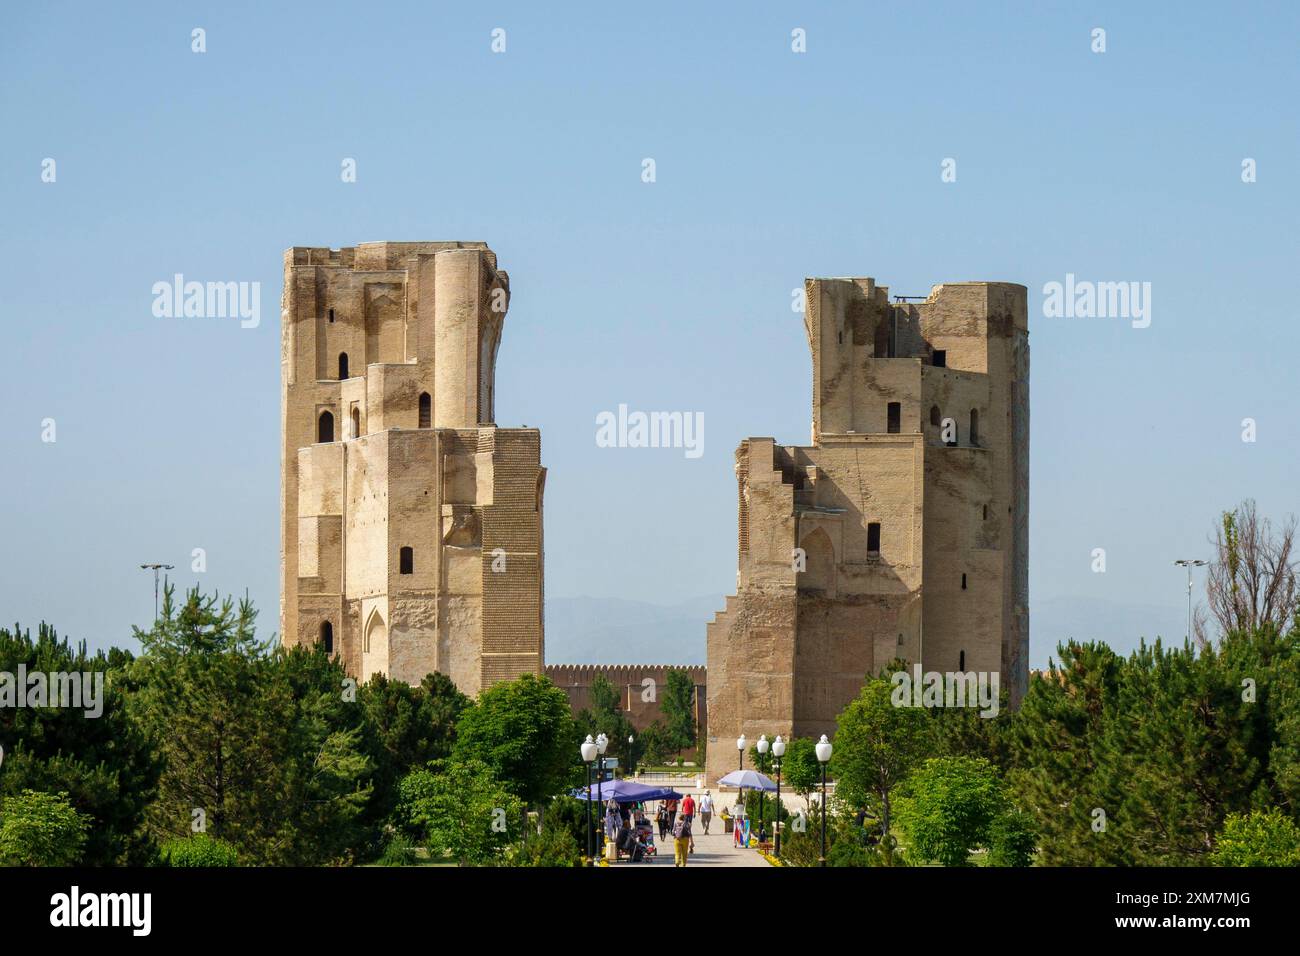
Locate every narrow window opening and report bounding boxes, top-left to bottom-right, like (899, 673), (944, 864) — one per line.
(962, 573), (968, 590)
(959, 650), (966, 671)
(886, 402), (901, 434)
(867, 522), (881, 553)
(338, 353), (349, 380)
(418, 392), (431, 428)
(317, 410), (334, 443)
(350, 407), (360, 439)
(929, 405), (941, 427)
(399, 546), (413, 575)
(933, 349), (947, 367)
(969, 408), (979, 446)
(320, 621), (333, 654)
(982, 504), (988, 521)
(328, 308), (335, 324)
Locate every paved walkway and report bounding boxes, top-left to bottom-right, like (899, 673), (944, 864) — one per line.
(605, 821), (773, 868)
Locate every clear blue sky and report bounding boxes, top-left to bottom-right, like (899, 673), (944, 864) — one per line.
(2, 1), (1297, 667)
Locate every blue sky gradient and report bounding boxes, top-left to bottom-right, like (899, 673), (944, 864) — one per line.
(2, 1), (1296, 667)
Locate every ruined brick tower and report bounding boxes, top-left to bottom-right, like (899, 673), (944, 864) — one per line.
(705, 278), (1028, 783)
(280, 242), (544, 696)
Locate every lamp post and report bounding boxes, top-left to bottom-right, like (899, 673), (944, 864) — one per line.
(736, 734), (747, 826)
(1174, 559), (1207, 641)
(595, 732), (609, 854)
(581, 735), (598, 865)
(628, 734), (635, 775)
(139, 563), (174, 621)
(772, 734), (786, 857)
(756, 734), (770, 844)
(815, 734), (833, 868)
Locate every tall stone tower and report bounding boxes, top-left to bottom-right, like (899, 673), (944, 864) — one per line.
(705, 278), (1028, 783)
(280, 242), (545, 696)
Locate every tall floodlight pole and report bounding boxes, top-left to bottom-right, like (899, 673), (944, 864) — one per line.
(1174, 559), (1207, 641)
(139, 564), (175, 621)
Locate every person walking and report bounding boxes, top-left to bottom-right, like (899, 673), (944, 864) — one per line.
(656, 803), (669, 841)
(681, 792), (696, 823)
(672, 811), (695, 867)
(698, 791), (714, 834)
(666, 796), (679, 831)
(604, 799), (620, 856)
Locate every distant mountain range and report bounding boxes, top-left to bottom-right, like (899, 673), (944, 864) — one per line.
(544, 595), (720, 665)
(543, 594), (1192, 671)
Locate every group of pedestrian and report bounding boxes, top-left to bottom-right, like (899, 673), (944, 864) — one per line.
(602, 789), (747, 866)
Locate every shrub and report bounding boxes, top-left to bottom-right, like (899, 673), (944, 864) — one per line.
(0, 790), (90, 866)
(376, 833), (418, 867)
(1211, 809), (1300, 867)
(504, 826), (583, 867)
(988, 808), (1038, 867)
(159, 833), (239, 867)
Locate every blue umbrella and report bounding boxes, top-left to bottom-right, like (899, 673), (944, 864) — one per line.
(717, 769), (778, 792)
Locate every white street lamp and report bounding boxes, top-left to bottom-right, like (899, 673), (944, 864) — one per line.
(755, 735), (771, 842)
(772, 735), (786, 856)
(580, 735), (597, 864)
(815, 734), (832, 867)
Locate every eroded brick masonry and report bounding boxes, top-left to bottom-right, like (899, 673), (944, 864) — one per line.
(705, 278), (1029, 784)
(280, 242), (545, 696)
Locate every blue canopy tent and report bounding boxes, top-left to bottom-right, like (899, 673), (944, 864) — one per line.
(571, 779), (683, 803)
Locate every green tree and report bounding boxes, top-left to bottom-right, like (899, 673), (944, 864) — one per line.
(356, 670), (469, 835)
(987, 806), (1038, 867)
(0, 622), (162, 864)
(397, 759), (523, 866)
(129, 587), (372, 865)
(453, 673), (575, 807)
(1006, 641), (1120, 865)
(1010, 637), (1270, 866)
(780, 737), (823, 810)
(896, 756), (1006, 866)
(0, 789), (90, 866)
(541, 794), (589, 851)
(574, 673), (642, 773)
(638, 721), (672, 765)
(832, 677), (937, 859)
(660, 669), (698, 759)
(1211, 809), (1300, 866)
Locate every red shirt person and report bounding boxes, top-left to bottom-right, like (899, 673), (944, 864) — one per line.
(681, 794), (696, 819)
